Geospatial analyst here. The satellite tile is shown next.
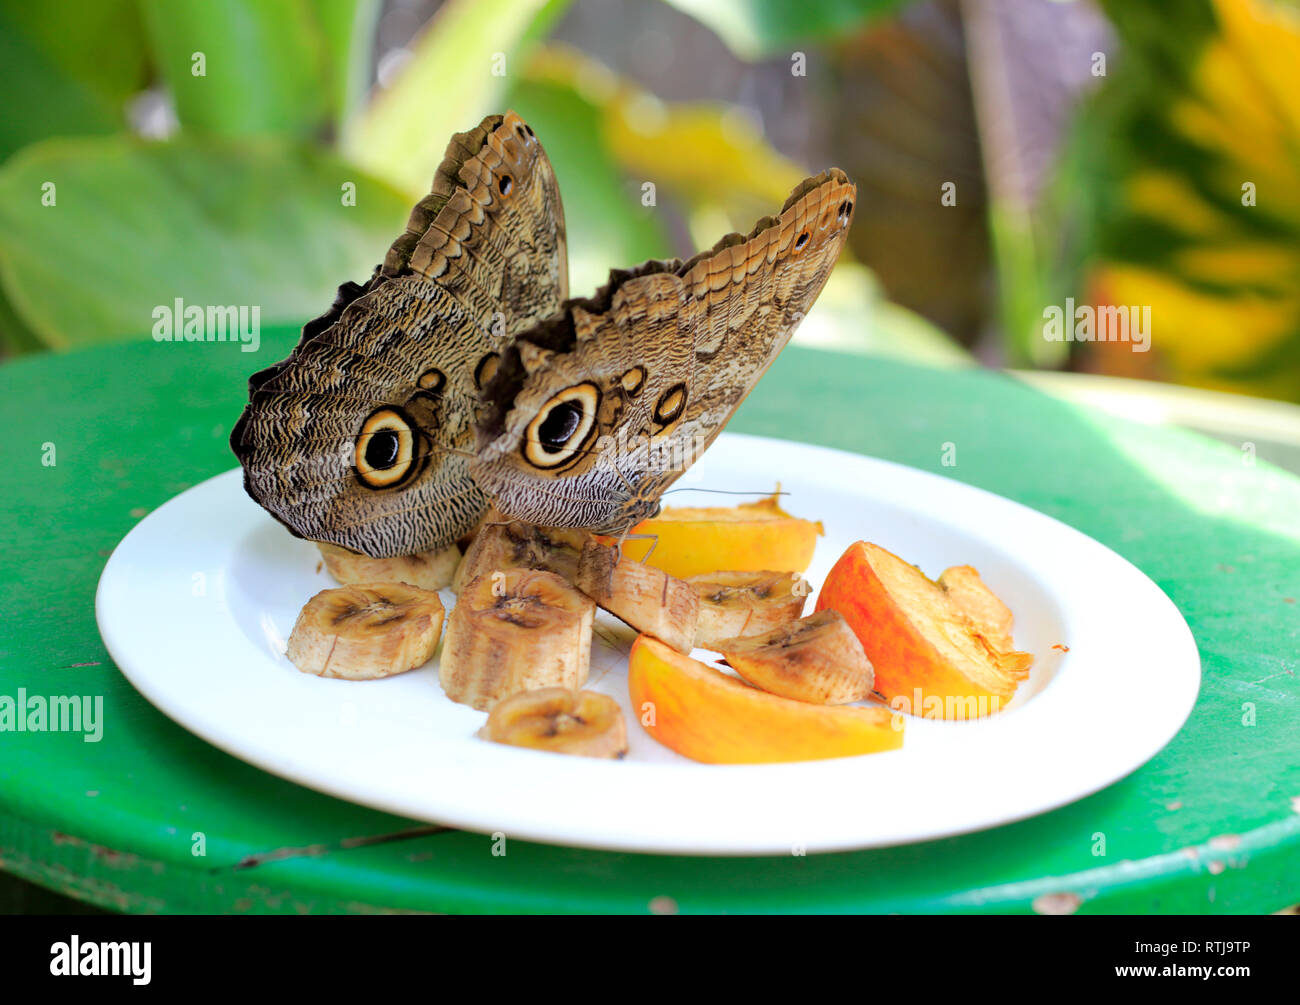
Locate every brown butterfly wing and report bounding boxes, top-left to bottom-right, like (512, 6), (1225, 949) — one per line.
(472, 169), (856, 533)
(230, 111), (568, 557)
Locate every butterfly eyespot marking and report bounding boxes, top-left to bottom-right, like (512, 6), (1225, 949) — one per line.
(523, 383), (600, 470)
(620, 366), (647, 396)
(417, 368), (445, 392)
(794, 231), (810, 252)
(654, 383), (687, 426)
(838, 200), (853, 222)
(498, 175), (513, 196)
(475, 353), (501, 389)
(355, 408), (419, 489)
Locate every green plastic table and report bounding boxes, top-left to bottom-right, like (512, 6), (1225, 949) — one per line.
(2, 327), (1298, 914)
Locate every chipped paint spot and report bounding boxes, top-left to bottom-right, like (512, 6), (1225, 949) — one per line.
(1207, 860), (1226, 875)
(224, 825), (455, 872)
(649, 895), (679, 915)
(337, 824), (452, 850)
(49, 831), (140, 870)
(1166, 800), (1182, 811)
(1032, 892), (1082, 915)
(231, 844), (329, 870)
(1208, 834), (1241, 852)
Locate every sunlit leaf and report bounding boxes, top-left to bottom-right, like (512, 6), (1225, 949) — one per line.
(663, 0), (905, 60)
(0, 135), (411, 350)
(605, 95), (807, 232)
(345, 0), (570, 194)
(1078, 0), (1300, 400)
(522, 45), (805, 244)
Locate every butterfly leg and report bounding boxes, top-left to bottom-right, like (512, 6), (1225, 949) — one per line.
(617, 532), (660, 564)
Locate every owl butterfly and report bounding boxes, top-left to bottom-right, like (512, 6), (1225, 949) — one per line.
(231, 111), (854, 557)
(231, 111), (568, 556)
(472, 167), (856, 534)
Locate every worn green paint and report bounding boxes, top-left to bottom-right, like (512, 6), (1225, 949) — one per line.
(1, 328), (1297, 913)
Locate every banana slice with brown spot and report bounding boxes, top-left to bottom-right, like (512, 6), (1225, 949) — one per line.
(317, 541), (461, 592)
(575, 540), (699, 654)
(716, 609), (874, 704)
(441, 568), (595, 710)
(452, 512), (589, 594)
(482, 687), (627, 758)
(285, 582), (446, 680)
(688, 570), (810, 649)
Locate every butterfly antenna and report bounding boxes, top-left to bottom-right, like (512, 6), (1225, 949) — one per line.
(437, 443), (481, 462)
(660, 487), (790, 497)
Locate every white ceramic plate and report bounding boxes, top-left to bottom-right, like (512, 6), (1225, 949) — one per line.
(96, 433), (1200, 855)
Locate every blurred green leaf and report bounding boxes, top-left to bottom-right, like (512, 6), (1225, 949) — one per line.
(0, 286), (44, 355)
(0, 0), (150, 163)
(0, 135), (411, 350)
(663, 0), (906, 59)
(504, 53), (671, 294)
(139, 0), (376, 140)
(317, 0), (382, 135)
(345, 0), (570, 194)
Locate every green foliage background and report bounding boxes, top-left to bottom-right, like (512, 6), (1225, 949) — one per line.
(3, 0), (1298, 402)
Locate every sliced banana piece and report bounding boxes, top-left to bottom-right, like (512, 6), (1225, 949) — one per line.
(286, 582), (445, 680)
(575, 540), (699, 654)
(688, 570), (810, 649)
(452, 513), (589, 594)
(441, 568), (595, 710)
(717, 609), (874, 704)
(317, 541), (461, 592)
(482, 687), (627, 758)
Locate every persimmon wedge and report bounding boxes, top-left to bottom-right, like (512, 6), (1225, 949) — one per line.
(628, 635), (903, 764)
(619, 493), (823, 579)
(937, 565), (1015, 652)
(815, 542), (1032, 719)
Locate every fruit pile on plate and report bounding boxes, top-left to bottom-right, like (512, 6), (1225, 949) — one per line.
(283, 492), (1033, 764)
